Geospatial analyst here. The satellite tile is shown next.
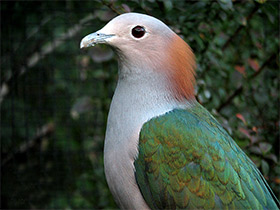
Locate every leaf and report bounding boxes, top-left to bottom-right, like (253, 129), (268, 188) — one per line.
(94, 10), (116, 21)
(199, 33), (205, 40)
(163, 0), (173, 11)
(255, 0), (267, 3)
(252, 126), (258, 133)
(261, 160), (269, 176)
(259, 142), (272, 154)
(265, 154), (278, 163)
(71, 96), (93, 119)
(248, 58), (260, 71)
(234, 65), (246, 76)
(240, 17), (247, 26)
(256, 42), (263, 49)
(204, 89), (211, 99)
(80, 56), (90, 68)
(249, 146), (262, 155)
(218, 0), (233, 10)
(236, 113), (246, 125)
(0, 83), (9, 103)
(251, 156), (261, 167)
(273, 177), (280, 184)
(250, 136), (259, 145)
(239, 127), (251, 139)
(122, 4), (131, 13)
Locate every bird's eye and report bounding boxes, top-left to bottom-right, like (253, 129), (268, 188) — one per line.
(132, 26), (145, 38)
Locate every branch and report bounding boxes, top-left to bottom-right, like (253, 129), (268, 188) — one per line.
(0, 13), (95, 104)
(1, 123), (55, 167)
(249, 53), (276, 80)
(217, 86), (243, 112)
(222, 4), (259, 51)
(100, 0), (123, 15)
(23, 13), (95, 71)
(217, 53), (277, 112)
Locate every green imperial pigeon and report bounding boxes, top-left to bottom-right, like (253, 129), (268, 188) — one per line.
(80, 13), (279, 209)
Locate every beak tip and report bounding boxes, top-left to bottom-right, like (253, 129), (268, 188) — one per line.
(80, 42), (85, 49)
(80, 36), (88, 49)
(80, 35), (95, 49)
(80, 32), (112, 49)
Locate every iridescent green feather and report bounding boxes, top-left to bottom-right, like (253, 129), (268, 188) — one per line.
(134, 102), (279, 209)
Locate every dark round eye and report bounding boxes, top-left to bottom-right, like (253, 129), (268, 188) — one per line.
(132, 26), (145, 38)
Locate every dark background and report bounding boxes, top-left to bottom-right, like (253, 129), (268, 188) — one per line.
(1, 0), (279, 209)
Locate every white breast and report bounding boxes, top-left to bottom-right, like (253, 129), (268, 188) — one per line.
(103, 68), (189, 209)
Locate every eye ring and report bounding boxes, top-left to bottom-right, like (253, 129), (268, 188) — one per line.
(131, 26), (146, 38)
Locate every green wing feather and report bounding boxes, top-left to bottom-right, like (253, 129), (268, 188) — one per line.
(134, 102), (279, 209)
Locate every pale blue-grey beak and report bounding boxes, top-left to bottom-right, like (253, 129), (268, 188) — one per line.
(80, 32), (115, 49)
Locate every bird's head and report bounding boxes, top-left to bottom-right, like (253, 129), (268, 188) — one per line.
(80, 12), (196, 101)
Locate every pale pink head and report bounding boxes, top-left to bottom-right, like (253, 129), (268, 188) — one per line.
(80, 12), (196, 101)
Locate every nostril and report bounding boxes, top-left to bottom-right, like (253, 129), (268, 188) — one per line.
(97, 33), (100, 36)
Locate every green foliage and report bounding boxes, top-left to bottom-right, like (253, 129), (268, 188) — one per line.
(1, 0), (279, 208)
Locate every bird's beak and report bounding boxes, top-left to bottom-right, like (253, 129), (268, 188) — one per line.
(80, 32), (115, 49)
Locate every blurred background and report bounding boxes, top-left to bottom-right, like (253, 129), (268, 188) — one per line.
(1, 0), (279, 209)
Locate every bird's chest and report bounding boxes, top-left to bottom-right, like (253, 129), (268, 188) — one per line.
(102, 76), (187, 208)
(103, 87), (151, 209)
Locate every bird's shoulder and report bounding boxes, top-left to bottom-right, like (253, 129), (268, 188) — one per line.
(137, 102), (240, 167)
(134, 102), (278, 209)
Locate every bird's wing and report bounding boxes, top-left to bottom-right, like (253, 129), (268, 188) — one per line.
(134, 102), (278, 210)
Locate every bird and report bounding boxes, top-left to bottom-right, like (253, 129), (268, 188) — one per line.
(80, 12), (279, 209)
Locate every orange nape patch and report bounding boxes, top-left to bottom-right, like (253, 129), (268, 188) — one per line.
(165, 33), (196, 101)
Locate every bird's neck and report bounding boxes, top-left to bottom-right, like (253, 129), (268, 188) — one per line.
(105, 67), (193, 152)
